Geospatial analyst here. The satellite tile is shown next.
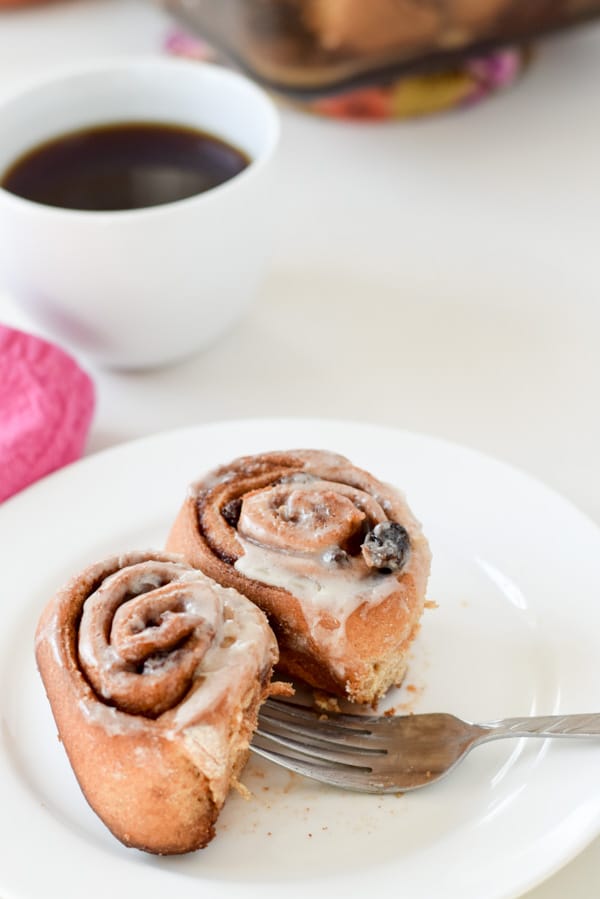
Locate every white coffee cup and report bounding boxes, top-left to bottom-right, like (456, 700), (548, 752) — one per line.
(0, 58), (279, 369)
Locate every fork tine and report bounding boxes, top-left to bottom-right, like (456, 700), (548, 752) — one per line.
(261, 698), (380, 730)
(251, 732), (379, 793)
(255, 720), (385, 766)
(259, 699), (389, 750)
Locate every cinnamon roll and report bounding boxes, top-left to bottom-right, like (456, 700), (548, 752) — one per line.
(35, 551), (278, 854)
(167, 450), (431, 705)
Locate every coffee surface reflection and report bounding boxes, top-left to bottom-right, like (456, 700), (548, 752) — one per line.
(1, 121), (250, 211)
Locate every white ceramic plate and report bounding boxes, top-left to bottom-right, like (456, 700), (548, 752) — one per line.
(2, 419), (600, 899)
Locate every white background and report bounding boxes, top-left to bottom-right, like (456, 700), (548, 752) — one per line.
(0, 1), (599, 894)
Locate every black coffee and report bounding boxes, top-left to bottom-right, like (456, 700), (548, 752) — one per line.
(0, 122), (250, 211)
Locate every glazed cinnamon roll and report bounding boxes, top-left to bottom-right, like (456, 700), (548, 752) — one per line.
(35, 551), (278, 855)
(167, 450), (431, 705)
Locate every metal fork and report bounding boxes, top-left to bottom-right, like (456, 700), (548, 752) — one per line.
(252, 699), (600, 793)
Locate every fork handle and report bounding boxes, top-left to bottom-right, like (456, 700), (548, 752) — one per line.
(479, 713), (600, 740)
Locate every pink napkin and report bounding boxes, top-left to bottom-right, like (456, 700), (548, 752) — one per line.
(0, 325), (95, 503)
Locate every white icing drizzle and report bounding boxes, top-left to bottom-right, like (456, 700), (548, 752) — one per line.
(170, 584), (276, 805)
(170, 584), (274, 730)
(232, 468), (431, 678)
(235, 538), (400, 676)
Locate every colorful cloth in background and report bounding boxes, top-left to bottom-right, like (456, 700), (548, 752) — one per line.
(0, 326), (95, 502)
(164, 30), (527, 121)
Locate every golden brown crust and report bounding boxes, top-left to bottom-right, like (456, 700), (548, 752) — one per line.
(35, 551), (277, 854)
(166, 450), (431, 705)
(305, 0), (441, 53)
(304, 0), (600, 56)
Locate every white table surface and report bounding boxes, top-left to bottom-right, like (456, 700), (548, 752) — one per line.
(1, 1), (599, 894)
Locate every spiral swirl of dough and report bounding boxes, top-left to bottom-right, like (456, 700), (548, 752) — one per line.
(237, 478), (389, 555)
(196, 450), (412, 574)
(78, 559), (219, 717)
